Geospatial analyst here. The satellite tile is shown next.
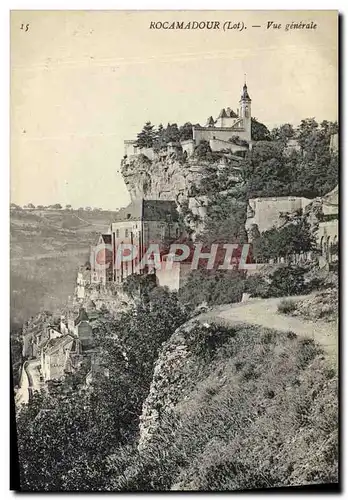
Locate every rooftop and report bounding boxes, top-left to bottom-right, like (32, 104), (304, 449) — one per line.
(111, 200), (179, 223)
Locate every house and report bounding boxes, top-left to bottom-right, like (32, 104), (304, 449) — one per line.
(90, 199), (183, 284)
(40, 334), (81, 382)
(75, 263), (91, 299)
(187, 82), (252, 156)
(90, 234), (113, 285)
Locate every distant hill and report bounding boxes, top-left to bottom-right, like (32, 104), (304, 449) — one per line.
(10, 209), (118, 328)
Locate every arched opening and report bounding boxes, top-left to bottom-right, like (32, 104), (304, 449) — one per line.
(332, 235), (338, 261)
(326, 236), (331, 262)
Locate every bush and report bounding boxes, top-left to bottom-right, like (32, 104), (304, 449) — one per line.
(277, 298), (298, 314)
(179, 268), (244, 307)
(16, 288), (190, 491)
(246, 266), (308, 299)
(270, 266), (306, 296)
(244, 274), (270, 298)
(193, 140), (213, 160)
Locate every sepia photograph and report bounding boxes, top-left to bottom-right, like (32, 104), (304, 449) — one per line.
(10, 9), (339, 492)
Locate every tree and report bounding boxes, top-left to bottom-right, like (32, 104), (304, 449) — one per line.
(16, 289), (190, 491)
(153, 123), (167, 151)
(293, 120), (338, 197)
(193, 140), (213, 160)
(65, 204), (72, 210)
(179, 268), (245, 307)
(242, 141), (292, 198)
(242, 119), (338, 199)
(179, 122), (193, 141)
(297, 118), (319, 149)
(271, 123), (295, 143)
(135, 122), (157, 149)
(200, 194), (248, 245)
(251, 117), (271, 141)
(269, 265), (307, 296)
(164, 123), (180, 144)
(252, 219), (316, 263)
(10, 203), (21, 210)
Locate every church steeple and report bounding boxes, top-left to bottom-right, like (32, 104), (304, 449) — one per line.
(241, 82), (251, 101)
(239, 78), (252, 141)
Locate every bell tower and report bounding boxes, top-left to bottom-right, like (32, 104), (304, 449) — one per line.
(239, 78), (252, 141)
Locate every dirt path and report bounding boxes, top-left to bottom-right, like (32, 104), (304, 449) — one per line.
(16, 359), (42, 406)
(198, 294), (338, 366)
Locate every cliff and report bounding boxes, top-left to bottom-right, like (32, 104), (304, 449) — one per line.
(120, 151), (247, 239)
(121, 154), (205, 204)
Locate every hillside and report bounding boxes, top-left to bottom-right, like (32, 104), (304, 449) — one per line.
(115, 319), (337, 491)
(10, 209), (118, 327)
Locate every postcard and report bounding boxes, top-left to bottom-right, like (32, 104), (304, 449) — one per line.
(10, 10), (339, 492)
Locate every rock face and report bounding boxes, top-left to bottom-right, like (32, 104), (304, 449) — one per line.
(138, 319), (201, 451)
(121, 155), (206, 203)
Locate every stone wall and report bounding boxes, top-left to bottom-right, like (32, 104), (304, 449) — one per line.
(330, 133), (338, 153)
(193, 125), (250, 144)
(317, 219), (338, 258)
(156, 261), (192, 291)
(181, 139), (195, 157)
(246, 196), (312, 235)
(209, 138), (248, 154)
(124, 141), (155, 161)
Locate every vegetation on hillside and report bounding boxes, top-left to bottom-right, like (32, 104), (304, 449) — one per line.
(243, 119), (338, 199)
(135, 121), (193, 150)
(13, 114), (339, 492)
(16, 278), (338, 491)
(252, 218), (316, 263)
(16, 286), (190, 491)
(110, 322), (338, 491)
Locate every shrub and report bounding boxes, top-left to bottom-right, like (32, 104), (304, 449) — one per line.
(277, 298), (298, 314)
(179, 269), (244, 307)
(246, 266), (308, 299)
(193, 140), (213, 160)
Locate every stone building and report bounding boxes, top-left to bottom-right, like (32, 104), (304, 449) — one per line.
(124, 80), (252, 161)
(40, 306), (97, 382)
(190, 82), (252, 153)
(245, 196), (312, 236)
(316, 185), (339, 263)
(245, 186), (339, 265)
(90, 234), (113, 285)
(40, 334), (81, 382)
(90, 199), (182, 284)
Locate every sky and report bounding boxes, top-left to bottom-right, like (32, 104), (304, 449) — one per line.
(10, 10), (338, 210)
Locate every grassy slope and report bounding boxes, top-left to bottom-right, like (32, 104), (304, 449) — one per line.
(112, 322), (338, 491)
(10, 209), (117, 327)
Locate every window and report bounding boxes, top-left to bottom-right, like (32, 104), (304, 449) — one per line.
(125, 228), (129, 238)
(116, 229), (119, 238)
